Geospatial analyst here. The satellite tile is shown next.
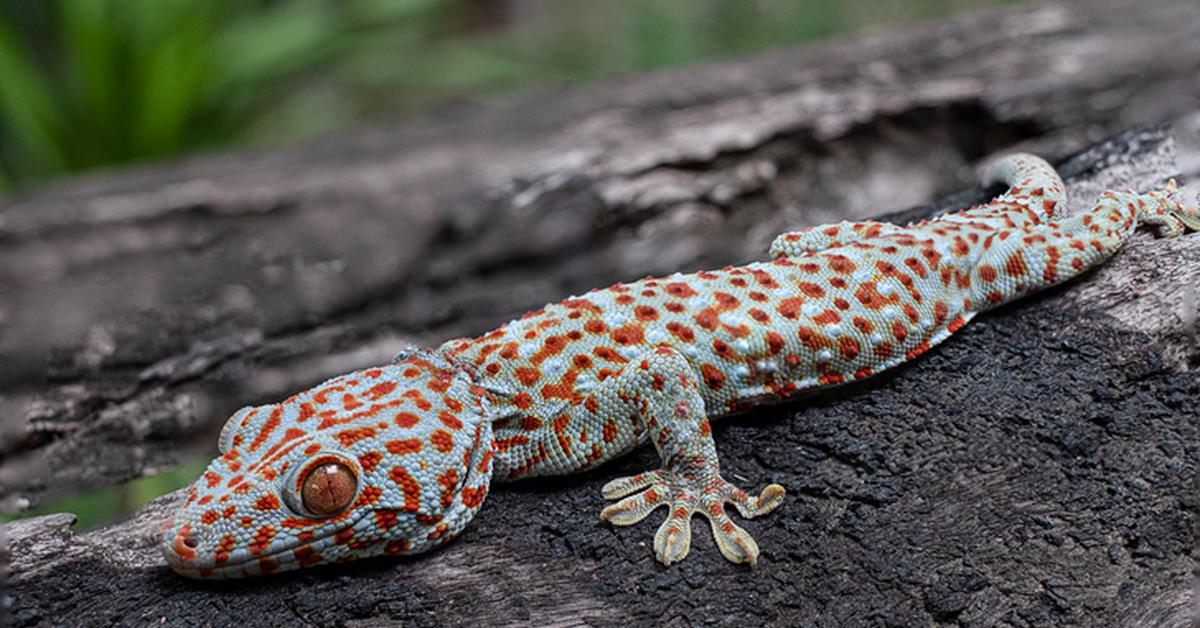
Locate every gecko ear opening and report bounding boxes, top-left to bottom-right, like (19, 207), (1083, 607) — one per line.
(218, 406), (257, 453)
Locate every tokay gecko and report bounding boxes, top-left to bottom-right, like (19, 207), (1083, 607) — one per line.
(162, 154), (1200, 577)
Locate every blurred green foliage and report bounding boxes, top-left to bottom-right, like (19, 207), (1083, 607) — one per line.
(1, 0), (1021, 527)
(0, 458), (210, 530)
(0, 0), (1021, 195)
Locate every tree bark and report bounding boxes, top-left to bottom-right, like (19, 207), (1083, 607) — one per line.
(2, 0), (1199, 625)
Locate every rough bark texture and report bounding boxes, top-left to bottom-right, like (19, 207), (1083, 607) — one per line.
(2, 0), (1200, 625)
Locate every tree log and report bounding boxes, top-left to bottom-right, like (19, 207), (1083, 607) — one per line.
(2, 0), (1200, 625)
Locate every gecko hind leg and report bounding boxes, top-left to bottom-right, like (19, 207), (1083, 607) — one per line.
(1141, 179), (1200, 235)
(596, 346), (784, 565)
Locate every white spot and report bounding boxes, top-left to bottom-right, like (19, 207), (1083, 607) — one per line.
(882, 306), (900, 320)
(733, 339), (750, 353)
(852, 268), (872, 282)
(544, 357), (565, 375)
(869, 333), (884, 345)
(920, 318), (933, 330)
(718, 312), (744, 328)
(738, 386), (763, 397)
(686, 297), (707, 308)
(518, 343), (537, 358)
(817, 350), (833, 361)
(734, 365), (751, 378)
(646, 328), (667, 344)
(619, 346), (640, 359)
(802, 302), (821, 316)
(756, 360), (778, 372)
(826, 324), (842, 337)
(878, 283), (895, 296)
(771, 287), (791, 297)
(603, 312), (628, 327)
(682, 345), (699, 358)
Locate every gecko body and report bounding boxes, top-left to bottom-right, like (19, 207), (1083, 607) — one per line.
(162, 154), (1199, 577)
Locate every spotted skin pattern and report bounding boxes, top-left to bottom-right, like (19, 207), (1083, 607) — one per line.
(163, 154), (1200, 576)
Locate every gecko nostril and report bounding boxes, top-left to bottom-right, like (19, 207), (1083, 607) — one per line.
(183, 534), (200, 548)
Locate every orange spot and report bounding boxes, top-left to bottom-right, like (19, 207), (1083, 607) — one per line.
(439, 411), (463, 431)
(694, 308), (719, 331)
(341, 393), (363, 411)
(515, 367), (541, 386)
(766, 331), (786, 355)
(933, 301), (949, 325)
(358, 451), (383, 474)
(700, 364), (725, 391)
(395, 411), (421, 428)
(827, 255), (856, 274)
(437, 468), (459, 508)
(335, 427), (376, 447)
(461, 485), (487, 509)
(666, 321), (695, 342)
(531, 334), (568, 365)
(249, 406), (283, 452)
(610, 324), (645, 345)
(666, 282), (697, 297)
(389, 467), (422, 512)
(797, 326), (828, 351)
(813, 310), (840, 325)
(253, 495), (281, 511)
(838, 337), (861, 360)
(1004, 250), (1029, 277)
(430, 430), (454, 453)
(365, 381), (397, 400)
(386, 439), (423, 455)
(799, 282), (825, 298)
(776, 297), (805, 320)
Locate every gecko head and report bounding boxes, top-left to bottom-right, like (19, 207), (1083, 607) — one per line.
(162, 349), (495, 578)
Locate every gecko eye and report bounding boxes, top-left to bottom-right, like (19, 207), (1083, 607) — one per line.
(299, 459), (358, 517)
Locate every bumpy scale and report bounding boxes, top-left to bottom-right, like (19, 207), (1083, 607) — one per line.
(163, 154), (1200, 577)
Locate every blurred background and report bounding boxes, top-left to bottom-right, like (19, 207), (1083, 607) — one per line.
(0, 0), (1023, 528)
(0, 0), (1023, 197)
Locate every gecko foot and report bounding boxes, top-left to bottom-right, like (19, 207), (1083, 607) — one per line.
(600, 467), (784, 565)
(1143, 179), (1200, 236)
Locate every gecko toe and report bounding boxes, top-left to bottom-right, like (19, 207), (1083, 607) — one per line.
(601, 470), (663, 500)
(653, 506), (693, 565)
(600, 482), (667, 526)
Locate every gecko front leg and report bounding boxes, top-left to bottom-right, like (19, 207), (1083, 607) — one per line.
(593, 346), (785, 565)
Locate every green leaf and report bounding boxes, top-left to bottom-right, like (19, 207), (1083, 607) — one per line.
(0, 11), (68, 181)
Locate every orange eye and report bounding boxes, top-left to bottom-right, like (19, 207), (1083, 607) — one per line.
(301, 461), (358, 516)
